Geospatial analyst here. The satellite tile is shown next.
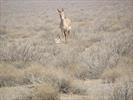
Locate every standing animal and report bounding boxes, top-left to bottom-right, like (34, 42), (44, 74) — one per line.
(57, 8), (72, 42)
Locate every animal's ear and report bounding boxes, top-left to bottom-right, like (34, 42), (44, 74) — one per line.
(62, 8), (64, 11)
(57, 9), (61, 13)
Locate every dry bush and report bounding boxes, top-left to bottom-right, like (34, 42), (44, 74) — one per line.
(101, 67), (121, 83)
(69, 79), (87, 95)
(0, 62), (47, 87)
(0, 28), (7, 35)
(0, 86), (32, 100)
(77, 31), (133, 79)
(94, 15), (130, 33)
(0, 38), (51, 63)
(23, 63), (88, 94)
(0, 62), (87, 95)
(101, 55), (133, 83)
(23, 64), (73, 93)
(68, 64), (91, 80)
(23, 63), (46, 84)
(110, 81), (133, 100)
(0, 63), (26, 87)
(0, 24), (132, 81)
(32, 83), (60, 100)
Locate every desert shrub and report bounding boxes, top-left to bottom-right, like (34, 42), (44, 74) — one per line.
(0, 63), (26, 87)
(0, 27), (7, 35)
(101, 67), (121, 83)
(0, 86), (32, 100)
(0, 38), (50, 63)
(77, 31), (133, 79)
(41, 68), (87, 94)
(101, 55), (133, 83)
(95, 16), (125, 33)
(0, 62), (87, 98)
(32, 83), (60, 100)
(110, 81), (133, 100)
(69, 80), (87, 95)
(23, 63), (87, 94)
(23, 64), (73, 93)
(67, 64), (88, 80)
(0, 39), (34, 61)
(23, 63), (46, 84)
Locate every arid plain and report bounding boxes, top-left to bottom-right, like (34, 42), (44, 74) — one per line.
(0, 0), (133, 100)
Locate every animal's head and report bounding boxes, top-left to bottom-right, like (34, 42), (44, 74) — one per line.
(57, 8), (65, 19)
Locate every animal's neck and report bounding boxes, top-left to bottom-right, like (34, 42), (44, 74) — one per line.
(60, 15), (66, 21)
(60, 16), (66, 24)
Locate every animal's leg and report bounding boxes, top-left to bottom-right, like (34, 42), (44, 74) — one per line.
(57, 34), (61, 40)
(64, 31), (67, 42)
(68, 30), (70, 37)
(61, 29), (64, 37)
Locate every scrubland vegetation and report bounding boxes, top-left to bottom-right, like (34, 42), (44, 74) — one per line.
(0, 0), (133, 100)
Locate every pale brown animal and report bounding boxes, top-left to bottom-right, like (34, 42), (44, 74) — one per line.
(57, 8), (72, 42)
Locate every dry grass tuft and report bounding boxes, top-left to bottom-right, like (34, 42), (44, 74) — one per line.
(101, 56), (133, 83)
(69, 80), (87, 95)
(0, 63), (25, 87)
(110, 81), (133, 100)
(23, 64), (73, 94)
(32, 83), (60, 100)
(101, 67), (121, 83)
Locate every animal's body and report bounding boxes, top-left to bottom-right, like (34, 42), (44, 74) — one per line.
(60, 18), (71, 33)
(57, 8), (72, 42)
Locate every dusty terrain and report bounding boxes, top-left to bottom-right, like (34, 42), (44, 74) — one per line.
(0, 0), (133, 100)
